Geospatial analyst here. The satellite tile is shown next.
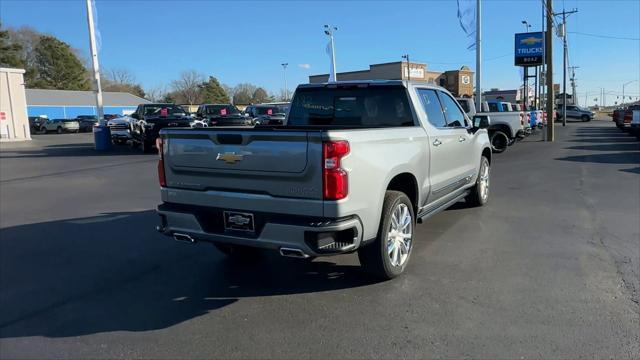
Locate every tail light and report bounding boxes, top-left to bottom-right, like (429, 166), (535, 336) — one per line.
(322, 141), (349, 200)
(156, 137), (166, 187)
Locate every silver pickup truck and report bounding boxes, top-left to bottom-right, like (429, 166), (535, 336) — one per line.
(156, 81), (492, 279)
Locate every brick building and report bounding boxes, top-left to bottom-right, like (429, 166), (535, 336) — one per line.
(309, 61), (474, 97)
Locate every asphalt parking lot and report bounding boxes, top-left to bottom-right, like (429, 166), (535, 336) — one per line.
(0, 120), (638, 359)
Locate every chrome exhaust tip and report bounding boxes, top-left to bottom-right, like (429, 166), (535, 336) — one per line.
(279, 247), (310, 258)
(173, 233), (195, 244)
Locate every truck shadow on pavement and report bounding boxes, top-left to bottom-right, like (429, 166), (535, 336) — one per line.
(0, 210), (376, 339)
(0, 143), (148, 159)
(557, 126), (640, 171)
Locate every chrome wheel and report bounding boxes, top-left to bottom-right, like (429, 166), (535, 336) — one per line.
(479, 160), (490, 202)
(387, 203), (412, 267)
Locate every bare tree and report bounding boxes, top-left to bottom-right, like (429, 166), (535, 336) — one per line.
(107, 68), (135, 85)
(170, 70), (205, 105)
(144, 85), (167, 102)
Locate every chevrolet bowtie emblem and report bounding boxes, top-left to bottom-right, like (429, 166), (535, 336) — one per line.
(216, 152), (244, 164)
(521, 37), (542, 45)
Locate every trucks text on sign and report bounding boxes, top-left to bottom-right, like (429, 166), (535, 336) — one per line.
(514, 32), (544, 67)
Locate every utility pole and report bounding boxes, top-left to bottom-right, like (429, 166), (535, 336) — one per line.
(475, 0), (482, 113)
(86, 0), (109, 150)
(554, 8), (578, 126)
(402, 54), (411, 81)
(622, 80), (638, 107)
(569, 66), (579, 105)
(281, 63), (288, 101)
(545, 0), (554, 141)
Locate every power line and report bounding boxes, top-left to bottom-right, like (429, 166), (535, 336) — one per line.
(568, 31), (640, 41)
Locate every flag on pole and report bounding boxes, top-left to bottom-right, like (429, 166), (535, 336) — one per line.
(326, 40), (335, 82)
(457, 0), (477, 50)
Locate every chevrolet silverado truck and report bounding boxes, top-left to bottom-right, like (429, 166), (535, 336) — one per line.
(156, 81), (492, 279)
(130, 103), (192, 153)
(457, 98), (524, 153)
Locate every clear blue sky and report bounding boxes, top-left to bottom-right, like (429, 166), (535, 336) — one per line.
(1, 0), (639, 105)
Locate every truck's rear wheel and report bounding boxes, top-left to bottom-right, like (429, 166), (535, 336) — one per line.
(465, 156), (490, 207)
(490, 131), (509, 153)
(358, 191), (414, 280)
(581, 115), (590, 122)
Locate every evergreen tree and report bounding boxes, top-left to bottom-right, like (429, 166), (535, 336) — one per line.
(0, 23), (25, 68)
(252, 87), (271, 103)
(31, 36), (89, 90)
(200, 76), (229, 103)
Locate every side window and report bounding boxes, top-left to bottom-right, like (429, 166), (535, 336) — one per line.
(417, 89), (446, 128)
(438, 92), (467, 127)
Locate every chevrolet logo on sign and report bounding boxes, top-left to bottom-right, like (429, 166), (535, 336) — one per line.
(520, 36), (542, 45)
(216, 152), (244, 164)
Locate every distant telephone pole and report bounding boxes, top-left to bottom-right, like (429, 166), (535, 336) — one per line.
(545, 0), (554, 141)
(554, 8), (578, 126)
(568, 66), (579, 105)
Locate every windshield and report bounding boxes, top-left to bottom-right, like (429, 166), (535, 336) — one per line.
(144, 105), (186, 116)
(206, 105), (240, 115)
(256, 105), (288, 116)
(287, 86), (414, 127)
(487, 103), (500, 112)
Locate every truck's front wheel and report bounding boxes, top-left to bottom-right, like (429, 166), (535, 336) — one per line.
(465, 156), (490, 207)
(358, 191), (414, 280)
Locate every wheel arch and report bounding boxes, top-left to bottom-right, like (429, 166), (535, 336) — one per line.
(385, 172), (419, 215)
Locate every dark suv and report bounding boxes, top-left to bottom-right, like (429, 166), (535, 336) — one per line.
(129, 104), (191, 153)
(195, 104), (253, 126)
(245, 104), (290, 125)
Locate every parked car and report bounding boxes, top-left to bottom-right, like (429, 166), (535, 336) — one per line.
(104, 114), (119, 121)
(37, 118), (80, 134)
(629, 108), (640, 139)
(556, 105), (594, 122)
(107, 116), (132, 144)
(75, 115), (98, 132)
(195, 104), (253, 126)
(129, 104), (192, 153)
(618, 105), (640, 131)
(156, 80), (492, 279)
(247, 104), (290, 125)
(457, 98), (523, 153)
(28, 116), (47, 133)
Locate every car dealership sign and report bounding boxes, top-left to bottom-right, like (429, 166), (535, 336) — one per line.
(515, 32), (544, 66)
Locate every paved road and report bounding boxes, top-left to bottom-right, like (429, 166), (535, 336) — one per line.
(1, 121), (638, 359)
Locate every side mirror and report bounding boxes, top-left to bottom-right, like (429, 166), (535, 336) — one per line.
(130, 113), (139, 119)
(472, 115), (490, 129)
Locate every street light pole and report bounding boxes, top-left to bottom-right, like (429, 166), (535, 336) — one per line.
(402, 54), (410, 81)
(281, 63), (288, 101)
(622, 80), (638, 107)
(324, 25), (338, 82)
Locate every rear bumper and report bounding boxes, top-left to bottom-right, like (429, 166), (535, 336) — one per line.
(156, 202), (364, 257)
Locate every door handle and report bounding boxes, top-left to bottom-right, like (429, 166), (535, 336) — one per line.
(458, 136), (467, 142)
(433, 139), (442, 147)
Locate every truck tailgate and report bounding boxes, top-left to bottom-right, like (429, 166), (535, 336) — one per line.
(161, 128), (324, 200)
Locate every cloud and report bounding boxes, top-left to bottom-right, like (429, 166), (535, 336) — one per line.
(298, 64), (311, 69)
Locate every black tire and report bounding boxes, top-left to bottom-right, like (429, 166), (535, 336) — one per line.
(141, 138), (154, 154)
(465, 156), (490, 207)
(214, 243), (262, 260)
(39, 127), (47, 134)
(581, 115), (590, 122)
(358, 191), (414, 280)
(56, 126), (63, 134)
(490, 131), (509, 153)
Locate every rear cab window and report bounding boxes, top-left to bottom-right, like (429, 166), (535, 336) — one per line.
(287, 85), (415, 127)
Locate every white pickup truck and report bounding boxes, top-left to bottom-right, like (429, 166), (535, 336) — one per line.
(156, 81), (493, 279)
(456, 98), (524, 153)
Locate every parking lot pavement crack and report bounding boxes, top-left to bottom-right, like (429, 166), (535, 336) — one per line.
(576, 166), (640, 312)
(0, 158), (156, 184)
